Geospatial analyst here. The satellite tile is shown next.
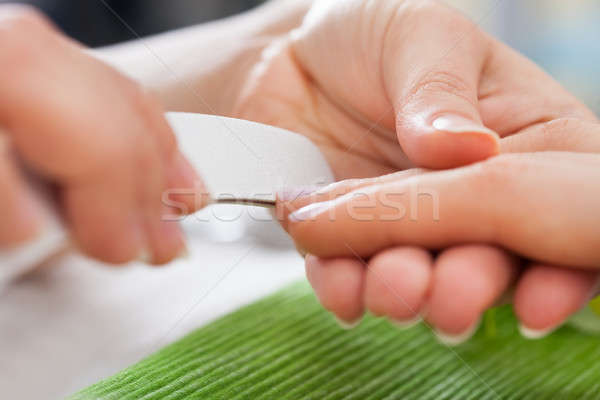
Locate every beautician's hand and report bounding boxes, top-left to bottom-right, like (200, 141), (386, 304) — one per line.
(279, 120), (600, 342)
(236, 0), (596, 177)
(0, 6), (203, 264)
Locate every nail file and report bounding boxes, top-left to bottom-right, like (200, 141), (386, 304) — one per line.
(0, 112), (334, 288)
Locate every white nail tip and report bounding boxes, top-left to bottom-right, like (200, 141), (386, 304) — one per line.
(137, 249), (153, 264)
(518, 324), (554, 340)
(390, 316), (422, 330)
(335, 316), (361, 330)
(435, 320), (480, 346)
(288, 201), (332, 222)
(432, 115), (498, 137)
(176, 243), (191, 260)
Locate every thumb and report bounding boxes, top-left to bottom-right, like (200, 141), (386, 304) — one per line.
(382, 3), (499, 169)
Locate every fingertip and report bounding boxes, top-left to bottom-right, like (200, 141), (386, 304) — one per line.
(518, 323), (555, 340)
(165, 152), (207, 215)
(143, 218), (187, 266)
(334, 315), (362, 330)
(402, 129), (500, 169)
(304, 255), (365, 322)
(434, 317), (481, 346)
(426, 245), (516, 335)
(514, 264), (599, 334)
(365, 247), (432, 321)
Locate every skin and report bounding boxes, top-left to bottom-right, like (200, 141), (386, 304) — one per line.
(2, 0), (598, 341)
(0, 6), (203, 265)
(233, 0), (600, 341)
(281, 146), (600, 340)
(0, 0), (310, 265)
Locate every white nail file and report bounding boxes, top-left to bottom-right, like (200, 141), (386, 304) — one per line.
(0, 112), (334, 287)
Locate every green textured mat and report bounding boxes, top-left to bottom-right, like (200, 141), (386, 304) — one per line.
(71, 281), (600, 400)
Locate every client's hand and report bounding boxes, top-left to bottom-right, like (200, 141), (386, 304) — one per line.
(279, 120), (600, 343)
(236, 0), (599, 343)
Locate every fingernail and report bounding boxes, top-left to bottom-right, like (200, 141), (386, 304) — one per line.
(137, 248), (153, 264)
(170, 152), (200, 188)
(518, 324), (556, 340)
(390, 315), (422, 330)
(335, 316), (361, 330)
(277, 185), (320, 202)
(432, 114), (498, 137)
(295, 244), (308, 258)
(288, 200), (333, 222)
(176, 243), (191, 260)
(434, 318), (481, 346)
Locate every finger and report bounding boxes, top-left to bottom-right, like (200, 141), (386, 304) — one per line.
(0, 8), (199, 264)
(425, 245), (518, 345)
(479, 38), (597, 137)
(383, 2), (499, 168)
(514, 264), (600, 339)
(305, 254), (365, 327)
(0, 138), (43, 247)
(501, 118), (600, 154)
(286, 152), (600, 268)
(276, 169), (429, 229)
(364, 246), (432, 326)
(134, 92), (204, 216)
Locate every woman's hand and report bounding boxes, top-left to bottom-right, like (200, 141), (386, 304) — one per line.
(235, 0), (596, 177)
(235, 0), (599, 343)
(278, 120), (600, 342)
(0, 6), (203, 265)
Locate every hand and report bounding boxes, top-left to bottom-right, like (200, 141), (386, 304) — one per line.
(279, 120), (600, 342)
(237, 0), (598, 342)
(235, 0), (596, 177)
(0, 6), (204, 265)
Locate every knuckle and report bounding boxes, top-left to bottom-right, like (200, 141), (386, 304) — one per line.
(538, 117), (585, 148)
(0, 5), (51, 41)
(0, 4), (50, 29)
(542, 117), (583, 135)
(0, 6), (53, 67)
(121, 78), (153, 115)
(404, 0), (474, 31)
(411, 70), (471, 99)
(400, 69), (476, 114)
(122, 81), (176, 156)
(469, 154), (531, 195)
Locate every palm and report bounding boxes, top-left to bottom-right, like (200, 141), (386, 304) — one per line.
(233, 44), (411, 180)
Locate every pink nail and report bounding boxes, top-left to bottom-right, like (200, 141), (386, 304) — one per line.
(335, 316), (361, 330)
(434, 318), (481, 346)
(277, 185), (321, 202)
(518, 324), (557, 340)
(288, 200), (333, 222)
(432, 114), (498, 137)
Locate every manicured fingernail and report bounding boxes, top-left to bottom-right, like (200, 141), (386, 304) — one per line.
(390, 315), (422, 330)
(434, 318), (481, 346)
(137, 248), (153, 264)
(518, 324), (556, 340)
(432, 114), (498, 137)
(277, 185), (320, 202)
(170, 152), (200, 188)
(176, 243), (191, 260)
(335, 316), (361, 330)
(295, 244), (308, 258)
(288, 200), (333, 222)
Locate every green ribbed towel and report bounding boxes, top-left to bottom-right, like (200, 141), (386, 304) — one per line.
(70, 281), (600, 399)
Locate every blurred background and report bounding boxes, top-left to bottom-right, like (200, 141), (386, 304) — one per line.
(1, 0), (598, 114)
